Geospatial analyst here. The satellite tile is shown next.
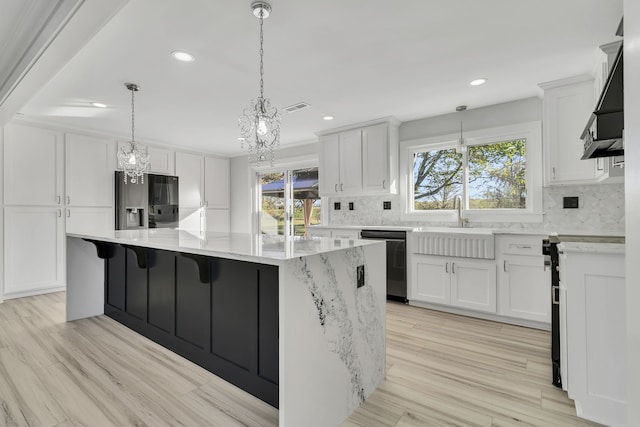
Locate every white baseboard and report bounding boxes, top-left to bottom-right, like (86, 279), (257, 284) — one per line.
(3, 285), (66, 301)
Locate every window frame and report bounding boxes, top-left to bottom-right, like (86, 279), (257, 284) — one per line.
(400, 121), (543, 223)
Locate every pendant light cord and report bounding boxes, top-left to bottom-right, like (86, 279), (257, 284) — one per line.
(131, 86), (136, 145)
(259, 10), (264, 100)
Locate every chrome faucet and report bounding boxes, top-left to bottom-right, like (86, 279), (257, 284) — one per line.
(454, 195), (467, 228)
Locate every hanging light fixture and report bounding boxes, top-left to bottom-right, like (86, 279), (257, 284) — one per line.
(456, 105), (467, 153)
(117, 83), (150, 184)
(238, 1), (281, 165)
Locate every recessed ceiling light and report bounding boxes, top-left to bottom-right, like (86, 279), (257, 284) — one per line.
(470, 78), (487, 86)
(237, 137), (245, 141)
(171, 51), (195, 62)
(91, 102), (107, 108)
(323, 116), (334, 121)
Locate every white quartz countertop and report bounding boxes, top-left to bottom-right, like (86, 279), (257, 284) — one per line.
(310, 224), (551, 236)
(67, 228), (382, 265)
(558, 241), (625, 255)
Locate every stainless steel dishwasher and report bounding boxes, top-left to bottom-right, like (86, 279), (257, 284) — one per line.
(360, 230), (407, 302)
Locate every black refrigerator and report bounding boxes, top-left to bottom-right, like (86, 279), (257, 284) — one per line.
(115, 171), (179, 230)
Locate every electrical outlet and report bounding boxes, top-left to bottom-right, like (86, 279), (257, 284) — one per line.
(383, 201), (391, 210)
(334, 202), (341, 210)
(356, 265), (365, 288)
(563, 196), (579, 209)
(349, 202), (354, 210)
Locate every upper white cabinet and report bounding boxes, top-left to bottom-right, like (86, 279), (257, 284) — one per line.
(319, 119), (398, 196)
(66, 133), (116, 207)
(540, 77), (597, 185)
(176, 151), (205, 209)
(147, 146), (174, 175)
(3, 123), (63, 206)
(204, 156), (230, 209)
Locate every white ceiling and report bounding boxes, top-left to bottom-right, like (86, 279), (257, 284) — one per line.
(11, 0), (623, 156)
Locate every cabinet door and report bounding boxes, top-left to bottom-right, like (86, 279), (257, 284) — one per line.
(147, 146), (174, 175)
(204, 156), (230, 209)
(307, 228), (331, 238)
(411, 255), (450, 304)
(3, 207), (64, 297)
(319, 134), (340, 195)
(362, 123), (389, 192)
(66, 207), (113, 234)
(66, 133), (115, 207)
(175, 152), (204, 209)
(544, 80), (597, 185)
(3, 123), (63, 206)
(450, 259), (496, 313)
(338, 129), (362, 193)
(332, 229), (360, 239)
(498, 255), (550, 323)
(205, 208), (229, 232)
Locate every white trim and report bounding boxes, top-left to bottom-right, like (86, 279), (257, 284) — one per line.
(2, 285), (66, 301)
(230, 139), (319, 158)
(538, 74), (594, 90)
(315, 116), (401, 136)
(399, 121), (543, 224)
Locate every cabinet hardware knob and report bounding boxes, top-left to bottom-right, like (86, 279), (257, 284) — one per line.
(334, 184), (338, 192)
(504, 260), (507, 272)
(340, 183), (344, 191)
(552, 285), (560, 305)
(57, 209), (61, 218)
(382, 179), (386, 189)
(552, 167), (556, 180)
(66, 196), (70, 204)
(67, 210), (70, 218)
(452, 262), (455, 274)
(445, 262), (448, 273)
(57, 196), (61, 204)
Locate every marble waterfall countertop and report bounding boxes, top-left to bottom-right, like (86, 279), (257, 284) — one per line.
(558, 241), (625, 255)
(67, 228), (382, 266)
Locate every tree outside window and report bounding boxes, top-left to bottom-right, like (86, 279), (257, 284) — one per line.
(412, 139), (526, 211)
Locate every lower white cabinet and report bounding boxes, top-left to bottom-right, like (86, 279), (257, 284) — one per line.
(65, 207), (113, 234)
(3, 207), (65, 297)
(497, 255), (550, 323)
(205, 208), (230, 232)
(412, 254), (496, 313)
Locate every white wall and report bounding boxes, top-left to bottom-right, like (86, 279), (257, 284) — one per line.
(624, 1), (640, 424)
(400, 97), (542, 141)
(229, 142), (318, 234)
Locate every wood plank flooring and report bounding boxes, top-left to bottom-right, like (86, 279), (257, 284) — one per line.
(0, 293), (599, 427)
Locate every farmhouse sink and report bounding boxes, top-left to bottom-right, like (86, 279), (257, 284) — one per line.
(413, 228), (495, 259)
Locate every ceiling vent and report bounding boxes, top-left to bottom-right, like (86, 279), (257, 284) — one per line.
(283, 102), (311, 113)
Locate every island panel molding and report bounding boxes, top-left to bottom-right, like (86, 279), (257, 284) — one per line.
(66, 231), (386, 427)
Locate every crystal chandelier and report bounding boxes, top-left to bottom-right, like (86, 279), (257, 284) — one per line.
(238, 1), (281, 165)
(117, 83), (150, 184)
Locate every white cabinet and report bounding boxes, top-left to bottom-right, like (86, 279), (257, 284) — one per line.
(319, 130), (362, 195)
(176, 151), (204, 209)
(412, 254), (496, 313)
(540, 77), (597, 185)
(66, 133), (116, 207)
(307, 227), (332, 238)
(496, 235), (550, 324)
(560, 245), (626, 426)
(147, 146), (174, 175)
(3, 123), (63, 206)
(65, 207), (113, 234)
(3, 207), (65, 297)
(204, 156), (230, 209)
(362, 123), (396, 193)
(318, 120), (398, 196)
(175, 152), (230, 232)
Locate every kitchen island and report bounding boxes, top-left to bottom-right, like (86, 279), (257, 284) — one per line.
(66, 229), (386, 427)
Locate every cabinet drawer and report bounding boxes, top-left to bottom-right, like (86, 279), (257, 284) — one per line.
(497, 235), (544, 256)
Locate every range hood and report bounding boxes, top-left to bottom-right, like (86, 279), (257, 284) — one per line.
(581, 29), (624, 159)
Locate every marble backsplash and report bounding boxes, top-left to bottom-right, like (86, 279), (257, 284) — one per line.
(327, 183), (625, 235)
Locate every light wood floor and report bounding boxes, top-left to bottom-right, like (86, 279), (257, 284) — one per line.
(0, 293), (600, 427)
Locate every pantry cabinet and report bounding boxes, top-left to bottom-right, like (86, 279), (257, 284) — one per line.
(175, 151), (230, 232)
(66, 133), (116, 207)
(318, 120), (398, 196)
(412, 254), (496, 313)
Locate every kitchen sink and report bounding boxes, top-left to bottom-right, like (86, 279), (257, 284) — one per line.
(413, 228), (495, 259)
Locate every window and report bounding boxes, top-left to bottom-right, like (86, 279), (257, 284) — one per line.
(403, 121), (542, 222)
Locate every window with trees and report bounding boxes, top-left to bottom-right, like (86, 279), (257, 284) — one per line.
(412, 139), (527, 211)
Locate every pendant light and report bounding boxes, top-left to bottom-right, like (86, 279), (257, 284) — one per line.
(238, 1), (281, 165)
(456, 105), (467, 153)
(117, 83), (150, 184)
